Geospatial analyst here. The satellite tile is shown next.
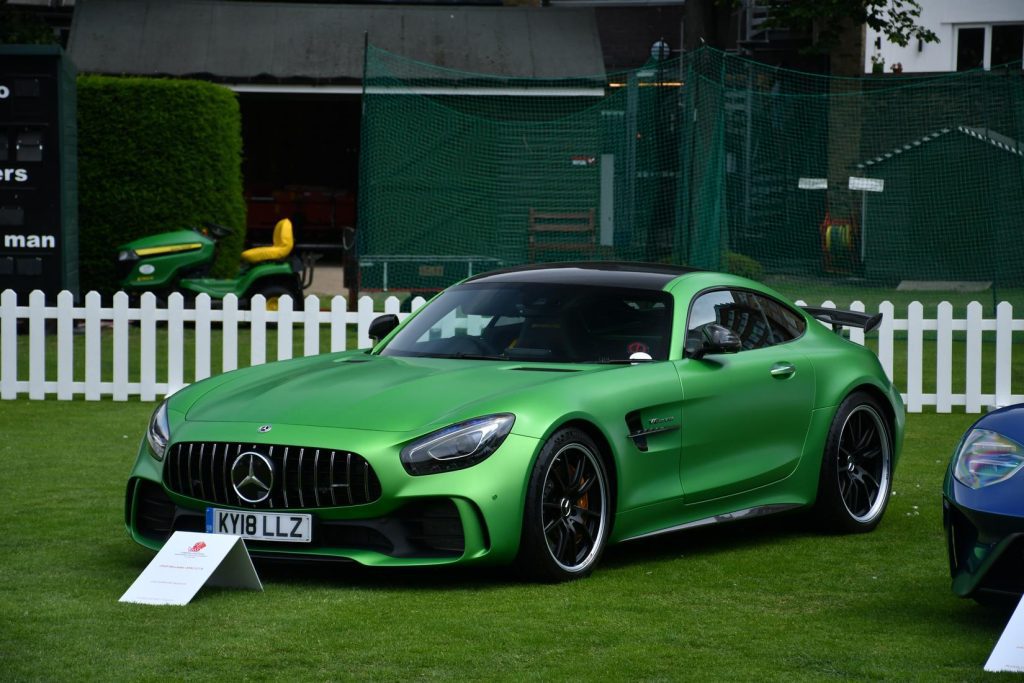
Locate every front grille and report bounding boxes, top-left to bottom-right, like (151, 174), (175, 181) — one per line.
(163, 441), (382, 509)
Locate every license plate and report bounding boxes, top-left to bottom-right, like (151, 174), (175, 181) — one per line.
(206, 508), (312, 543)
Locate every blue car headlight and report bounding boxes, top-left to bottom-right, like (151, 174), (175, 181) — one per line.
(953, 428), (1024, 489)
(147, 399), (171, 461)
(401, 414), (515, 476)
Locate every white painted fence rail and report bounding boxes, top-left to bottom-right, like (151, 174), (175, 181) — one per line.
(0, 290), (1021, 412)
(0, 290), (425, 402)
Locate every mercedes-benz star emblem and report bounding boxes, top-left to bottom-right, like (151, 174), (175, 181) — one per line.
(230, 451), (274, 504)
(258, 424), (272, 433)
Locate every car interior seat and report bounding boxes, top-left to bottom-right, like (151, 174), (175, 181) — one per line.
(514, 316), (572, 359)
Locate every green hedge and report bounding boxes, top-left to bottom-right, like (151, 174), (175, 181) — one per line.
(77, 76), (245, 293)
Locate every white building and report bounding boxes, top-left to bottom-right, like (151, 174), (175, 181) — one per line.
(865, 0), (1024, 73)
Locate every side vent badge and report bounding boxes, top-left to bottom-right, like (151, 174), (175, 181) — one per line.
(626, 412), (679, 452)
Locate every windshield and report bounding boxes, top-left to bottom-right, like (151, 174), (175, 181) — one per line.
(379, 283), (673, 363)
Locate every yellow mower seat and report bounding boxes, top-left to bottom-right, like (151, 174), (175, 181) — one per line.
(241, 218), (294, 264)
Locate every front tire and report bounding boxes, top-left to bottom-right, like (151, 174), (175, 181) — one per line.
(517, 428), (611, 581)
(816, 391), (893, 533)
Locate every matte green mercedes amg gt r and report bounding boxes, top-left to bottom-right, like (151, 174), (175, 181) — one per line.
(125, 263), (905, 581)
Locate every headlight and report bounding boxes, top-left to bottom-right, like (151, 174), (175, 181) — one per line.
(117, 250), (138, 262)
(147, 399), (171, 461)
(953, 428), (1024, 489)
(400, 414), (514, 476)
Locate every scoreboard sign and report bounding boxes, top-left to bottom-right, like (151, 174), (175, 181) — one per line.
(0, 45), (78, 301)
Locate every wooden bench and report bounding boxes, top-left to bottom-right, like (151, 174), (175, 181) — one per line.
(528, 209), (596, 262)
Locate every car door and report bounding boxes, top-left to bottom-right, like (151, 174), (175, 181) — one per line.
(675, 288), (816, 503)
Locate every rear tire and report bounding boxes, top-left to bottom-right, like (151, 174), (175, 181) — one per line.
(247, 283), (296, 312)
(815, 391), (893, 533)
(516, 428), (611, 582)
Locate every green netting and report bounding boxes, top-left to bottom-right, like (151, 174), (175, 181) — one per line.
(357, 45), (1024, 300)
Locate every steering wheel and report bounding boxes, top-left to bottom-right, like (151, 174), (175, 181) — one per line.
(200, 221), (235, 239)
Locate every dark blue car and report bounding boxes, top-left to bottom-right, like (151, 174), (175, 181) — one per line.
(944, 403), (1024, 601)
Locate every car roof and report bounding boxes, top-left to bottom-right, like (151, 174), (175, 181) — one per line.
(463, 262), (701, 290)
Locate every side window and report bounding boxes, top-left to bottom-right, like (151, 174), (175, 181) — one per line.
(755, 295), (806, 344)
(687, 289), (803, 351)
(688, 289), (768, 351)
(687, 289), (733, 331)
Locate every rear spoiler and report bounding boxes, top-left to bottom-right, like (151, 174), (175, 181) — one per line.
(801, 306), (883, 334)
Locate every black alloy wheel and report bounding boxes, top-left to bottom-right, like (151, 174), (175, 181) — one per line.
(518, 427), (610, 581)
(817, 391), (893, 533)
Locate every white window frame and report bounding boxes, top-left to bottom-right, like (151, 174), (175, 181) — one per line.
(954, 24), (991, 70)
(954, 23), (1024, 70)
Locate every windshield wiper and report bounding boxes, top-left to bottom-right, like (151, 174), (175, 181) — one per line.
(586, 358), (656, 364)
(448, 352), (509, 361)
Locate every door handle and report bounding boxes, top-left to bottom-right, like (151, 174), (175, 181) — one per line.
(770, 362), (796, 379)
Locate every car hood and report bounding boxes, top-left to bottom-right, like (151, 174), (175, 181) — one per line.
(184, 354), (589, 432)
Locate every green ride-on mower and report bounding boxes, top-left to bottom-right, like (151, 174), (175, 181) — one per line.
(116, 218), (317, 310)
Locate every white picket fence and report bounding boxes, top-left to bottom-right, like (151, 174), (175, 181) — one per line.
(0, 290), (425, 402)
(793, 299), (1022, 413)
(0, 289), (1021, 412)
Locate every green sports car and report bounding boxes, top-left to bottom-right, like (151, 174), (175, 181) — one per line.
(125, 263), (905, 581)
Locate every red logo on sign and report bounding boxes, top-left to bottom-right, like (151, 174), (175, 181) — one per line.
(187, 541), (207, 553)
(627, 342), (649, 354)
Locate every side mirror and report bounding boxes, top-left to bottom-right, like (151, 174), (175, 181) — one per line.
(369, 314), (399, 343)
(686, 323), (741, 359)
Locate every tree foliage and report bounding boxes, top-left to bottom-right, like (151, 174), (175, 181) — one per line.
(765, 0), (939, 52)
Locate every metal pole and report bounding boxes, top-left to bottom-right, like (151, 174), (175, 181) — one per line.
(860, 190), (867, 263)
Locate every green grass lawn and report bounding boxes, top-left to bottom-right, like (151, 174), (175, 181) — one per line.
(0, 400), (1020, 680)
